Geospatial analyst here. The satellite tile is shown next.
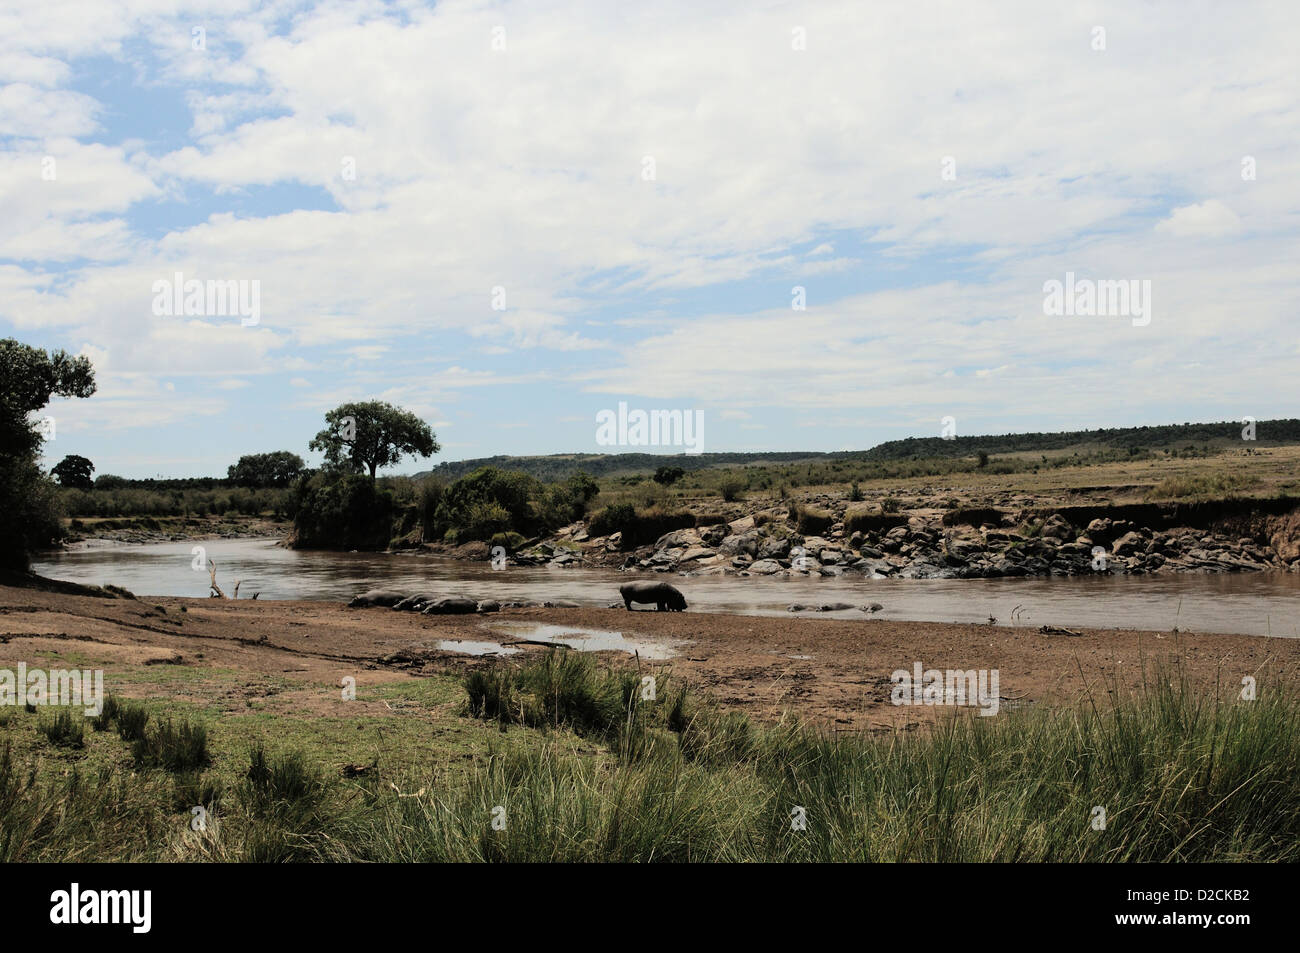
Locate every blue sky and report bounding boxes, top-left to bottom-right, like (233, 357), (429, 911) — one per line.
(3, 0), (1297, 478)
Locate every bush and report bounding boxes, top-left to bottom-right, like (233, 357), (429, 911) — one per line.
(588, 502), (636, 538)
(795, 505), (833, 536)
(719, 478), (745, 502)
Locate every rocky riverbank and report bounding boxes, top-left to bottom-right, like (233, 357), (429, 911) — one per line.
(484, 497), (1300, 579)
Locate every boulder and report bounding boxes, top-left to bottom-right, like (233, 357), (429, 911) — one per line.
(654, 529), (700, 550)
(1112, 531), (1145, 557)
(746, 559), (784, 575)
(700, 523), (730, 547)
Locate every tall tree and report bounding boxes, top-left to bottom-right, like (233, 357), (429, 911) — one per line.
(308, 401), (438, 481)
(0, 339), (96, 569)
(51, 454), (95, 489)
(228, 450), (306, 487)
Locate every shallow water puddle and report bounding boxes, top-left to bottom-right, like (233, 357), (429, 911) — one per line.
(435, 639), (520, 656)
(483, 622), (678, 659)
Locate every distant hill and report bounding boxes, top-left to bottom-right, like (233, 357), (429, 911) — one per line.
(862, 418), (1300, 461)
(414, 419), (1300, 483)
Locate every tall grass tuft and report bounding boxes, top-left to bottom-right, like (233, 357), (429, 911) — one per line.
(115, 700), (150, 742)
(131, 717), (210, 773)
(38, 709), (85, 748)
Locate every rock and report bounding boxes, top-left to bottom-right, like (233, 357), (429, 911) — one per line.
(654, 529), (700, 550)
(861, 603), (884, 613)
(727, 515), (756, 534)
(816, 602), (855, 611)
(801, 536), (832, 557)
(787, 604), (811, 612)
(700, 524), (730, 547)
(1112, 531), (1145, 557)
(678, 546), (715, 564)
(719, 531), (760, 558)
(543, 599), (581, 608)
(1041, 514), (1073, 540)
(746, 559), (784, 575)
(990, 559), (1029, 577)
(758, 537), (791, 559)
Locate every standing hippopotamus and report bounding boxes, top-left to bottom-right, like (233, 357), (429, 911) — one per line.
(619, 581), (687, 612)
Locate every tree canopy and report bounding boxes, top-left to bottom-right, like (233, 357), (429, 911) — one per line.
(308, 401), (438, 480)
(51, 454), (95, 489)
(228, 451), (306, 487)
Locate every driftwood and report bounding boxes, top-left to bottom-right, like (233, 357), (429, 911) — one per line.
(208, 559), (259, 600)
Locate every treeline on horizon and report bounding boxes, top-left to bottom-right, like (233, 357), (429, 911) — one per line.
(416, 418), (1300, 483)
(47, 415), (1299, 552)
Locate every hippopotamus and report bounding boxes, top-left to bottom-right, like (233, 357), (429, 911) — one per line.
(619, 581), (687, 612)
(816, 602), (856, 612)
(347, 589), (407, 609)
(421, 597), (479, 615)
(861, 603), (884, 613)
(392, 593), (440, 612)
(543, 600), (581, 608)
(476, 600), (501, 613)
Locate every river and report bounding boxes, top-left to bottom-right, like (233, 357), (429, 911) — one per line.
(29, 537), (1300, 638)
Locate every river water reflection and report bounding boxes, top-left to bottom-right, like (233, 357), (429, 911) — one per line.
(30, 537), (1300, 638)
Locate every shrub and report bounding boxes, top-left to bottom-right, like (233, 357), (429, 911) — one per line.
(719, 478), (745, 502)
(588, 502), (636, 538)
(795, 505), (833, 536)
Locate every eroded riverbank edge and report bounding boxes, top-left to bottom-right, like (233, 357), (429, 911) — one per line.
(3, 581), (1297, 730)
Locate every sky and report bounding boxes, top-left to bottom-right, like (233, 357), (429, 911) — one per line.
(3, 0), (1298, 478)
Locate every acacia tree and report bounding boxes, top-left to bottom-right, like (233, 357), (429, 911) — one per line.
(308, 401), (438, 481)
(227, 450), (305, 487)
(0, 339), (96, 569)
(51, 454), (95, 489)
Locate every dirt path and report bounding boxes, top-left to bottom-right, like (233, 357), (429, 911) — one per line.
(3, 582), (1296, 729)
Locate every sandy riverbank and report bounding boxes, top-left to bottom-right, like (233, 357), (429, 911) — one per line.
(3, 580), (1296, 729)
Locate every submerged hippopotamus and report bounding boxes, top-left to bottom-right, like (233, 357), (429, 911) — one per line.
(347, 589), (407, 609)
(619, 581), (687, 612)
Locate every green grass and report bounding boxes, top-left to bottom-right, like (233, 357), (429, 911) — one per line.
(2, 653), (1298, 862)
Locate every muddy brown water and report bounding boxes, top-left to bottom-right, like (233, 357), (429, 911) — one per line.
(31, 537), (1300, 638)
